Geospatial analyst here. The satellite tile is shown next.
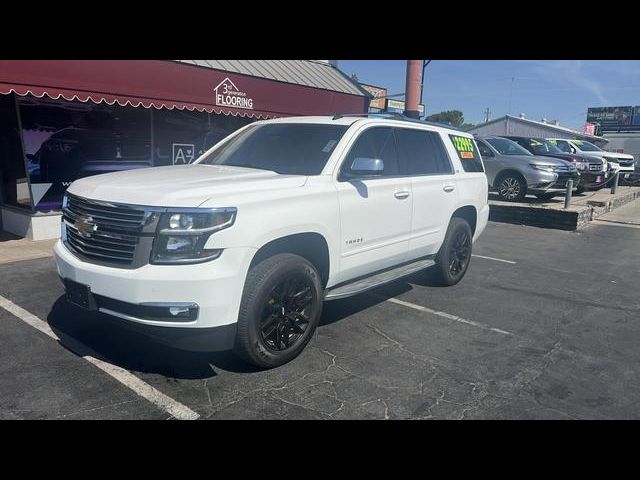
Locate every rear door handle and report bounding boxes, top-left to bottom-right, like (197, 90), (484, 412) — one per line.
(394, 191), (410, 199)
(443, 184), (456, 192)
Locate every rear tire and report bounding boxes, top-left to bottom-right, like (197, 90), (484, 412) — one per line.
(495, 173), (527, 202)
(234, 253), (323, 369)
(575, 185), (585, 194)
(433, 217), (473, 287)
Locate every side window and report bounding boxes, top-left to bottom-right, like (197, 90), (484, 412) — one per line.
(343, 127), (399, 177)
(476, 140), (494, 158)
(554, 140), (572, 153)
(448, 134), (484, 172)
(395, 128), (453, 175)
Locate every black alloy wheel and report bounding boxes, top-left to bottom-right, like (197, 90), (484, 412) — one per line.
(234, 253), (323, 369)
(260, 274), (317, 352)
(433, 217), (473, 287)
(448, 230), (471, 277)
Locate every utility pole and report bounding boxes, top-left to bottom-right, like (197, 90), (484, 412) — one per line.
(403, 60), (422, 119)
(483, 107), (491, 123)
(507, 76), (515, 115)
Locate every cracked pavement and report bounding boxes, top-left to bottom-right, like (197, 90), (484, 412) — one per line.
(1, 210), (640, 419)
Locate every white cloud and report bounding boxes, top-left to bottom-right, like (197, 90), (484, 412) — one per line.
(526, 60), (611, 105)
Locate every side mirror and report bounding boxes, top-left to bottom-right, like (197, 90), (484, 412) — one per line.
(349, 157), (384, 175)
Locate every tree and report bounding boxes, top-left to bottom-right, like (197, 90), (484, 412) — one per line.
(425, 110), (465, 127)
(350, 73), (359, 83)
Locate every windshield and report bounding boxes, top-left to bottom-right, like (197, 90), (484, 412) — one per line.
(197, 123), (349, 175)
(526, 138), (564, 155)
(486, 138), (532, 156)
(572, 140), (602, 152)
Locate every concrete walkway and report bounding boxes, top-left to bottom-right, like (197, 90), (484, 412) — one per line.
(591, 197), (640, 228)
(0, 232), (57, 265)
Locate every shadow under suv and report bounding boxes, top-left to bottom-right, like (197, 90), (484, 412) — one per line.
(475, 136), (579, 202)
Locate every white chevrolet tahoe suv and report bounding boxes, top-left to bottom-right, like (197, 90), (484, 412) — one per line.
(54, 114), (489, 368)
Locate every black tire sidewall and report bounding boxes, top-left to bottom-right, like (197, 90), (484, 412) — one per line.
(236, 254), (323, 368)
(435, 218), (473, 286)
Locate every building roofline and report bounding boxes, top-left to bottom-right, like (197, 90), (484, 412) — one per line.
(470, 114), (608, 143)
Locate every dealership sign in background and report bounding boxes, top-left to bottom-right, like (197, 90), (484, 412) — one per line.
(360, 83), (387, 110)
(587, 106), (640, 131)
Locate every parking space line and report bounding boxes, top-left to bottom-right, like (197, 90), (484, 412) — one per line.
(371, 294), (514, 336)
(472, 254), (517, 264)
(0, 294), (200, 420)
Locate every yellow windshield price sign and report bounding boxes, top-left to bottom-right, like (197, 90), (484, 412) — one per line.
(449, 134), (477, 160)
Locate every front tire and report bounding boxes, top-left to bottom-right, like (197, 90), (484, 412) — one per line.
(433, 217), (473, 287)
(496, 173), (527, 202)
(234, 253), (323, 369)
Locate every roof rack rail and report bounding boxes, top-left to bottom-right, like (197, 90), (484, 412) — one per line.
(331, 112), (405, 120)
(330, 112), (464, 131)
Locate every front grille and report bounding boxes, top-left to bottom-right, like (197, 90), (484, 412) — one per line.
(66, 194), (146, 232)
(62, 193), (154, 267)
(589, 163), (601, 171)
(615, 157), (634, 167)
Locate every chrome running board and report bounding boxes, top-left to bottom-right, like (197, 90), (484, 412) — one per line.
(324, 257), (436, 301)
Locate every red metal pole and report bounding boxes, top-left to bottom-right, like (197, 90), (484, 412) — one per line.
(404, 60), (422, 119)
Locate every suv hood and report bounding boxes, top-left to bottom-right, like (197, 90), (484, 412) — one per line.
(67, 164), (308, 207)
(579, 151), (633, 161)
(537, 152), (603, 164)
(503, 154), (570, 166)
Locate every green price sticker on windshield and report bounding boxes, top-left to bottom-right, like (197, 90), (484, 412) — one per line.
(449, 135), (477, 160)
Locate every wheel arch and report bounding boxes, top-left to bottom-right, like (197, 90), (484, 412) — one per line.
(493, 168), (527, 189)
(451, 205), (477, 236)
(249, 232), (331, 288)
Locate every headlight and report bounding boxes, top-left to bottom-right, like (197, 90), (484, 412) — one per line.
(573, 161), (588, 170)
(530, 164), (559, 172)
(151, 208), (236, 264)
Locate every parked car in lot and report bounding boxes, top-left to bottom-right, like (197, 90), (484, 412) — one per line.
(503, 136), (608, 193)
(54, 114), (490, 369)
(547, 138), (635, 175)
(474, 135), (579, 201)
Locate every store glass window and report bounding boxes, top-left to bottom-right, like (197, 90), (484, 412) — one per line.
(0, 95), (30, 209)
(18, 97), (152, 212)
(153, 110), (252, 166)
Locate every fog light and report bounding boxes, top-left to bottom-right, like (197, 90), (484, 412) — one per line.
(169, 307), (190, 316)
(166, 236), (196, 251)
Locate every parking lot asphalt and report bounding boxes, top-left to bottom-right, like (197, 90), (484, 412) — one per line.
(1, 209), (640, 419)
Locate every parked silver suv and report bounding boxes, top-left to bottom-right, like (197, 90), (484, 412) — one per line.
(474, 136), (580, 202)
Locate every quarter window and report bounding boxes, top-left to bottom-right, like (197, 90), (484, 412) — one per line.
(395, 128), (453, 175)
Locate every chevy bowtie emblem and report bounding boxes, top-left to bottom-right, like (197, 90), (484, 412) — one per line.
(75, 216), (97, 238)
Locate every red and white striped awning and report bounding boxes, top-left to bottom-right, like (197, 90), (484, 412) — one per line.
(0, 60), (369, 118)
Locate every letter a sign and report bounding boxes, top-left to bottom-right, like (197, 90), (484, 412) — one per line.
(172, 144), (195, 165)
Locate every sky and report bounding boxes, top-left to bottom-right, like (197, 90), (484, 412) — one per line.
(339, 60), (640, 129)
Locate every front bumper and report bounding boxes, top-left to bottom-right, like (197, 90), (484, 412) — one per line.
(54, 239), (256, 335)
(528, 171), (580, 193)
(578, 171), (609, 189)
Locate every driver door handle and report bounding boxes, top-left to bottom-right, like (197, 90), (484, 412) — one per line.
(443, 184), (456, 192)
(394, 191), (410, 199)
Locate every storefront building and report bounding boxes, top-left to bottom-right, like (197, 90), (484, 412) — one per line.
(0, 60), (370, 239)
